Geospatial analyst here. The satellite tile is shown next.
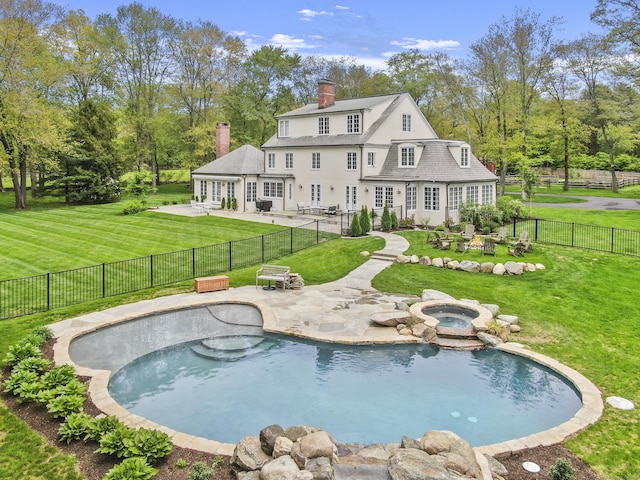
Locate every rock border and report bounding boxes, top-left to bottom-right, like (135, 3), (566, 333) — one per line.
(396, 253), (545, 276)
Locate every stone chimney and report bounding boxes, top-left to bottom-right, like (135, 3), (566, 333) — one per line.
(318, 80), (336, 109)
(216, 122), (230, 158)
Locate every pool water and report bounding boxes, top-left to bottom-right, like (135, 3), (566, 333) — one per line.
(422, 305), (479, 329)
(108, 333), (582, 446)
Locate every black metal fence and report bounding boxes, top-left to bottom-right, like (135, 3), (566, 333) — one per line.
(512, 218), (640, 256)
(0, 221), (338, 320)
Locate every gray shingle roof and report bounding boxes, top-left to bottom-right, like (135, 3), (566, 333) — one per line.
(276, 93), (402, 118)
(366, 140), (498, 183)
(192, 145), (264, 175)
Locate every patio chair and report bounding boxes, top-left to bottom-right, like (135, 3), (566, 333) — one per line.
(455, 239), (469, 254)
(508, 242), (526, 257)
(297, 203), (310, 214)
(461, 224), (475, 241)
(510, 230), (529, 246)
(491, 226), (508, 244)
(482, 239), (496, 256)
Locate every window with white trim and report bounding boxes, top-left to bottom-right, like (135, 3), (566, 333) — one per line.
(466, 185), (478, 204)
(288, 183), (292, 200)
(285, 153), (293, 169)
(347, 152), (357, 170)
(199, 180), (207, 200)
(346, 113), (360, 133)
(449, 186), (463, 210)
(402, 114), (411, 132)
(278, 120), (289, 137)
(424, 186), (440, 211)
(481, 184), (494, 204)
(461, 146), (469, 167)
(267, 153), (275, 169)
(400, 147), (415, 167)
(384, 186), (394, 208)
(406, 186), (417, 210)
(318, 117), (329, 135)
(367, 151), (376, 167)
(374, 186), (394, 208)
(312, 152), (320, 170)
(226, 182), (235, 199)
(263, 182), (283, 198)
(246, 181), (256, 202)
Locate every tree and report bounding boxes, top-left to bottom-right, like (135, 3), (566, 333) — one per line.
(97, 3), (177, 189)
(359, 205), (370, 235)
(349, 212), (362, 237)
(381, 204), (392, 231)
(0, 0), (68, 209)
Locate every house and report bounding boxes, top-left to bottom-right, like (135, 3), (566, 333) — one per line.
(191, 81), (497, 226)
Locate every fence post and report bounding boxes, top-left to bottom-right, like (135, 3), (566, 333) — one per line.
(150, 255), (154, 287)
(261, 235), (265, 264)
(611, 227), (615, 253)
(47, 272), (50, 312)
(290, 227), (294, 254)
(192, 248), (196, 278)
(316, 220), (319, 244)
(571, 223), (575, 247)
(102, 263), (106, 298)
(229, 241), (233, 271)
(512, 218), (517, 237)
(534, 219), (539, 241)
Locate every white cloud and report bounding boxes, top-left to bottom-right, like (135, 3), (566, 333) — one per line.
(271, 33), (316, 50)
(391, 37), (460, 51)
(298, 9), (332, 19)
(335, 5), (349, 10)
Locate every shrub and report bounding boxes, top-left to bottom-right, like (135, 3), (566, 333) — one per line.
(399, 216), (415, 228)
(3, 341), (42, 367)
(14, 357), (51, 374)
(40, 365), (77, 390)
(231, 197), (238, 211)
(221, 197), (226, 209)
(189, 461), (214, 480)
(46, 393), (85, 418)
(390, 210), (399, 230)
(381, 204), (391, 231)
(496, 196), (525, 223)
(486, 320), (510, 342)
(26, 327), (53, 346)
(97, 423), (134, 458)
(175, 458), (188, 469)
(3, 368), (39, 396)
(121, 199), (147, 215)
(86, 415), (123, 442)
(349, 212), (362, 237)
(103, 457), (158, 480)
(359, 206), (371, 234)
(123, 428), (173, 464)
(549, 458), (575, 480)
(59, 412), (94, 444)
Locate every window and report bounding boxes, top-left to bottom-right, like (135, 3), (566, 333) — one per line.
(424, 186), (440, 211)
(402, 114), (412, 132)
(226, 182), (235, 199)
(214, 181), (222, 201)
(267, 153), (275, 169)
(347, 113), (360, 133)
(481, 184), (494, 204)
(285, 153), (293, 169)
(406, 186), (417, 210)
(466, 185), (478, 204)
(199, 180), (207, 200)
(400, 147), (415, 167)
(246, 181), (257, 202)
(312, 152), (321, 169)
(374, 186), (394, 208)
(288, 183), (292, 200)
(347, 152), (358, 170)
(367, 151), (376, 167)
(263, 181), (283, 198)
(461, 146), (469, 167)
(318, 116), (329, 135)
(449, 186), (463, 210)
(278, 120), (289, 137)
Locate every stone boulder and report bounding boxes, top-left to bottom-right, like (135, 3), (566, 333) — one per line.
(273, 436), (294, 458)
(432, 257), (445, 268)
(496, 314), (518, 325)
(458, 260), (480, 273)
(232, 436), (272, 471)
(410, 254), (420, 264)
(388, 448), (452, 480)
(481, 304), (500, 316)
(504, 261), (524, 275)
(418, 430), (480, 478)
(419, 256), (432, 266)
(360, 251), (370, 257)
(261, 424), (286, 456)
(535, 263), (546, 270)
(492, 263), (506, 275)
(526, 263), (536, 272)
(259, 455), (300, 480)
(299, 431), (336, 460)
(421, 289), (455, 302)
(477, 331), (503, 347)
(286, 425), (320, 442)
(446, 260), (460, 270)
(305, 456), (334, 480)
(396, 255), (411, 264)
(479, 262), (495, 273)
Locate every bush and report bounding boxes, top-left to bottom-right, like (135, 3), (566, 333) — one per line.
(221, 197), (226, 209)
(496, 196), (525, 223)
(390, 210), (399, 230)
(40, 365), (77, 390)
(86, 415), (123, 442)
(189, 461), (215, 480)
(121, 199), (147, 215)
(46, 393), (85, 418)
(549, 458), (575, 480)
(104, 457), (158, 480)
(3, 368), (39, 396)
(486, 320), (510, 342)
(349, 212), (363, 237)
(59, 412), (94, 444)
(3, 341), (42, 367)
(14, 357), (51, 374)
(359, 206), (371, 234)
(381, 204), (391, 231)
(97, 423), (134, 458)
(231, 197), (238, 211)
(123, 428), (173, 464)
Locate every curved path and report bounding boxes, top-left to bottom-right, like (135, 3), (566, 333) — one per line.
(50, 229), (602, 463)
(530, 194), (640, 210)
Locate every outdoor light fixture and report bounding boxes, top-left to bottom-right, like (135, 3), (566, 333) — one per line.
(299, 184), (303, 189)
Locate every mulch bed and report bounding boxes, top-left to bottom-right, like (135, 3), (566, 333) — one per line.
(2, 340), (603, 480)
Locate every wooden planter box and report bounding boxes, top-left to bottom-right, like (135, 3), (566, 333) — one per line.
(194, 275), (229, 293)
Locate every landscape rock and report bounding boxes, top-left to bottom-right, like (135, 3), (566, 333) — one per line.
(396, 255), (411, 264)
(526, 263), (536, 272)
(510, 324), (522, 333)
(273, 436), (294, 458)
(232, 436), (272, 471)
(388, 449), (452, 480)
(446, 260), (460, 270)
(432, 257), (445, 268)
(360, 251), (370, 257)
(410, 254), (420, 264)
(304, 456), (334, 480)
(477, 331), (504, 346)
(370, 310), (412, 327)
(484, 454), (509, 477)
(504, 261), (524, 275)
(480, 262), (495, 273)
(419, 256), (432, 266)
(299, 431), (336, 460)
(421, 289), (455, 301)
(458, 260), (480, 273)
(492, 263), (506, 275)
(395, 301), (410, 311)
(481, 304), (500, 316)
(535, 263), (546, 270)
(260, 455), (300, 480)
(261, 424), (286, 456)
(496, 314), (519, 325)
(398, 327), (413, 336)
(286, 426), (320, 442)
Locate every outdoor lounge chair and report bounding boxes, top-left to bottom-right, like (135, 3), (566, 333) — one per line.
(297, 203), (310, 214)
(455, 239), (469, 253)
(491, 226), (508, 244)
(508, 242), (526, 257)
(482, 239), (496, 256)
(461, 224), (475, 241)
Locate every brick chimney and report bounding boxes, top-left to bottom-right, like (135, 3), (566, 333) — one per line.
(216, 122), (230, 158)
(318, 80), (336, 109)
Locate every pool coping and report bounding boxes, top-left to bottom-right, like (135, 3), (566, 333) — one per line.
(51, 288), (604, 459)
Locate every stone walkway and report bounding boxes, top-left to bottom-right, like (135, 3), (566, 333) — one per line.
(50, 225), (603, 463)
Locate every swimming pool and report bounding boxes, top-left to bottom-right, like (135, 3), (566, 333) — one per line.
(69, 305), (583, 446)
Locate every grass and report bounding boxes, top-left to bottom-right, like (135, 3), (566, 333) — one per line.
(505, 183), (640, 199)
(1, 186), (640, 479)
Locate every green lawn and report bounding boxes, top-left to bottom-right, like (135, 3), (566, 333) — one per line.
(1, 188), (639, 479)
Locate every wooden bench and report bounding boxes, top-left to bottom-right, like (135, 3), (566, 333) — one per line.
(194, 275), (229, 293)
(256, 264), (290, 291)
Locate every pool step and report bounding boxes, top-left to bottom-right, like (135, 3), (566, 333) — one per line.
(433, 327), (485, 350)
(191, 335), (276, 361)
(436, 326), (477, 340)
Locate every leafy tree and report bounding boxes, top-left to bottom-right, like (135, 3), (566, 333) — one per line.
(349, 212), (362, 237)
(390, 210), (399, 230)
(359, 205), (370, 234)
(381, 204), (392, 231)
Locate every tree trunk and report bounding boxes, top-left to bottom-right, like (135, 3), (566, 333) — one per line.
(29, 162), (39, 198)
(562, 111), (569, 192)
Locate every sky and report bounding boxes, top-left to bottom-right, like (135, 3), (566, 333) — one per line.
(53, 0), (605, 71)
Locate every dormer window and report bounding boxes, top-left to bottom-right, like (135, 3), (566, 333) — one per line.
(318, 116), (329, 135)
(347, 114), (360, 133)
(402, 114), (412, 132)
(400, 146), (415, 167)
(461, 146), (469, 167)
(279, 119), (289, 137)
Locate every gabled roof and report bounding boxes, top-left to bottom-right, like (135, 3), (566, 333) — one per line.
(263, 93), (407, 148)
(364, 139), (498, 183)
(192, 145), (264, 176)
